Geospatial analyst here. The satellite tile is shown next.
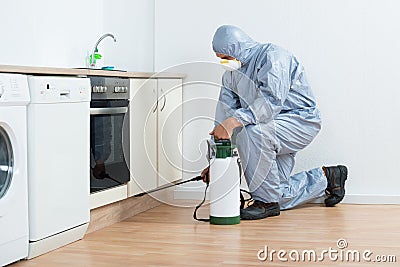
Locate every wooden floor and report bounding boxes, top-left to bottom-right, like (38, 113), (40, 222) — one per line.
(12, 203), (400, 266)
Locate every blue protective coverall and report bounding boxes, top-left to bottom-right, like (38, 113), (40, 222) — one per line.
(212, 25), (327, 209)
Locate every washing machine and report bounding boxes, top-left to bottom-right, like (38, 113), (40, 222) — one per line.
(0, 74), (30, 266)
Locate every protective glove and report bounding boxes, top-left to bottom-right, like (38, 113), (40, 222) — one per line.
(200, 166), (210, 183)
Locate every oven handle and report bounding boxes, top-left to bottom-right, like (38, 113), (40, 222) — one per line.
(90, 107), (128, 115)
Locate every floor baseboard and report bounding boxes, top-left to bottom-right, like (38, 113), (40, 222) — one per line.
(173, 189), (400, 204)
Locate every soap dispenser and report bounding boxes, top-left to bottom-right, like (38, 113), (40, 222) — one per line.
(86, 49), (102, 68)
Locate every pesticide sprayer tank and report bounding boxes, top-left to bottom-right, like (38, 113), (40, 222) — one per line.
(208, 139), (240, 225)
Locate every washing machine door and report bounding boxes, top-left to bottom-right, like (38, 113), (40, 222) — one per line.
(0, 127), (13, 199)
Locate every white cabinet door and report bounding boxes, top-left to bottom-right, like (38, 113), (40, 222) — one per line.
(157, 79), (183, 186)
(129, 79), (158, 196)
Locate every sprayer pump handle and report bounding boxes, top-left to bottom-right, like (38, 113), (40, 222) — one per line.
(191, 176), (203, 181)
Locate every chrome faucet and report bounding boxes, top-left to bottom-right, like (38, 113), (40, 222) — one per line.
(90, 33), (117, 68)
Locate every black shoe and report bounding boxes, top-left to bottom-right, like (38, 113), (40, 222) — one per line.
(240, 200), (280, 220)
(323, 165), (348, 207)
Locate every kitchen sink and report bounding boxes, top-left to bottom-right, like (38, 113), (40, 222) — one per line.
(73, 67), (127, 72)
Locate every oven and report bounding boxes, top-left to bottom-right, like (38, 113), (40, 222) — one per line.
(89, 76), (130, 194)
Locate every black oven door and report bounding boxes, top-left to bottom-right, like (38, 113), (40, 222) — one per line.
(90, 100), (130, 193)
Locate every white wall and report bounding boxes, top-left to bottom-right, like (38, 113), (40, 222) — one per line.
(101, 0), (154, 71)
(0, 0), (154, 71)
(155, 0), (400, 203)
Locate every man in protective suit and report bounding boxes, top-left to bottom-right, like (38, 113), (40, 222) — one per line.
(202, 25), (348, 220)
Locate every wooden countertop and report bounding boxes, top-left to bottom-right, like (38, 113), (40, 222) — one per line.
(0, 65), (185, 79)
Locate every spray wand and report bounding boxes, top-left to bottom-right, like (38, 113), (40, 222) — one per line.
(135, 175), (203, 197)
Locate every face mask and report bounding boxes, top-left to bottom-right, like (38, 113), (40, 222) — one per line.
(219, 59), (242, 71)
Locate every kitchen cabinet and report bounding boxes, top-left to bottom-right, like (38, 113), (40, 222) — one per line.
(157, 79), (183, 187)
(128, 78), (182, 196)
(129, 79), (158, 196)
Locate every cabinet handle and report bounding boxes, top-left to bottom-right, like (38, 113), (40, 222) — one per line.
(160, 89), (166, 112)
(153, 88), (158, 113)
(152, 100), (158, 113)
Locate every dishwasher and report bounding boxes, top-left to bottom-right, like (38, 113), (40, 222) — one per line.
(26, 76), (90, 258)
